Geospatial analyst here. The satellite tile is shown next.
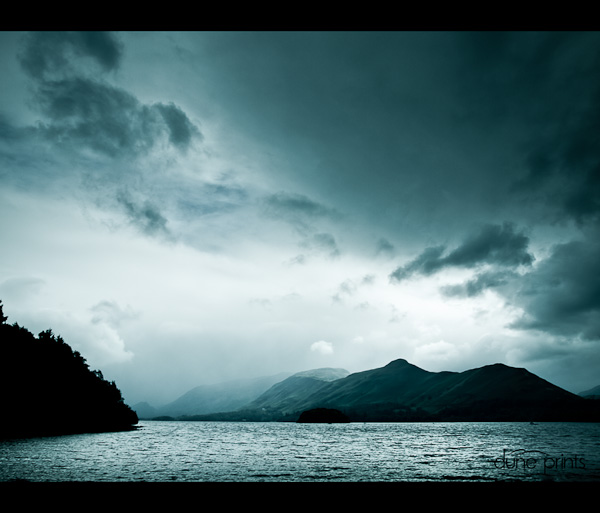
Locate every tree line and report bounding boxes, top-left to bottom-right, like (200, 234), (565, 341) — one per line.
(0, 300), (138, 438)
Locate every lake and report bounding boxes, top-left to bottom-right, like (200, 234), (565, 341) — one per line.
(1, 421), (599, 482)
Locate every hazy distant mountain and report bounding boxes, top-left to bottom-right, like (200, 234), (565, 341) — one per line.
(579, 385), (600, 399)
(290, 368), (350, 381)
(144, 372), (293, 418)
(132, 401), (158, 419)
(245, 368), (350, 413)
(188, 359), (600, 422)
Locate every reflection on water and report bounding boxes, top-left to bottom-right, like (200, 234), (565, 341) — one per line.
(1, 421), (599, 482)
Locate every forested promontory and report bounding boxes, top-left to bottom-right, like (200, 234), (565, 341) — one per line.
(0, 300), (138, 438)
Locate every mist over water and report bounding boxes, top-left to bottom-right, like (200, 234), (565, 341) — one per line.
(2, 422), (599, 482)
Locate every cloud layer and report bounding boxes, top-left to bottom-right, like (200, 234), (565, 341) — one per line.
(390, 223), (534, 282)
(2, 31), (600, 404)
(18, 32), (200, 161)
(510, 237), (600, 340)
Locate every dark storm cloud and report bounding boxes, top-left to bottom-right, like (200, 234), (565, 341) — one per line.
(33, 77), (159, 158)
(457, 32), (600, 226)
(441, 270), (516, 298)
(390, 223), (534, 282)
(32, 78), (199, 159)
(442, 223), (533, 268)
(195, 32), (502, 234)
(154, 102), (202, 150)
(18, 31), (123, 79)
(263, 192), (342, 257)
(454, 32), (575, 125)
(17, 31), (200, 159)
(389, 246), (446, 282)
(514, 99), (600, 225)
(509, 237), (600, 340)
(117, 192), (172, 238)
(443, 31), (600, 347)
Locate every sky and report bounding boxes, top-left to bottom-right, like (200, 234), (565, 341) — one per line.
(1, 31), (599, 406)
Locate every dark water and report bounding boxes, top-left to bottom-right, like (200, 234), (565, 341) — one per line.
(1, 421), (599, 482)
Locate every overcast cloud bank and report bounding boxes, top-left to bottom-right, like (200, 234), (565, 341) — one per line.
(1, 31), (599, 405)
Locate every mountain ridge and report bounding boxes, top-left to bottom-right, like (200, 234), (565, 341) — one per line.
(142, 372), (293, 418)
(178, 358), (600, 423)
(579, 384), (600, 398)
(244, 367), (350, 414)
(136, 367), (350, 419)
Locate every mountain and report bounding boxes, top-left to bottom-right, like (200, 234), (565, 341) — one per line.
(142, 368), (349, 420)
(188, 359), (600, 422)
(178, 367), (350, 421)
(246, 368), (350, 413)
(579, 385), (600, 399)
(146, 372), (293, 418)
(132, 401), (158, 419)
(293, 359), (596, 421)
(0, 301), (138, 438)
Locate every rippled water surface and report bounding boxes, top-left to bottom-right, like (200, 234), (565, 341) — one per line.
(2, 421), (599, 482)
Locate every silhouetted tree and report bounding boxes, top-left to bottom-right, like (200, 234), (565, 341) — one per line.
(0, 300), (7, 324)
(0, 299), (138, 439)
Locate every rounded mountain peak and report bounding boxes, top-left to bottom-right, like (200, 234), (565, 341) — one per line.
(381, 359), (429, 375)
(385, 358), (413, 368)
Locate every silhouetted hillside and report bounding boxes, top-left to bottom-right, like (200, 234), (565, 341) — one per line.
(297, 408), (350, 423)
(299, 359), (597, 422)
(0, 301), (138, 438)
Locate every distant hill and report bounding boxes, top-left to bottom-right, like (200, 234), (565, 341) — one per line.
(0, 301), (138, 438)
(579, 385), (600, 399)
(132, 401), (158, 419)
(159, 368), (350, 422)
(184, 359), (600, 422)
(290, 368), (350, 381)
(245, 368), (349, 413)
(142, 372), (293, 418)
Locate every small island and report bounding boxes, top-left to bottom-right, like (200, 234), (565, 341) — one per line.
(297, 408), (350, 423)
(0, 300), (138, 439)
